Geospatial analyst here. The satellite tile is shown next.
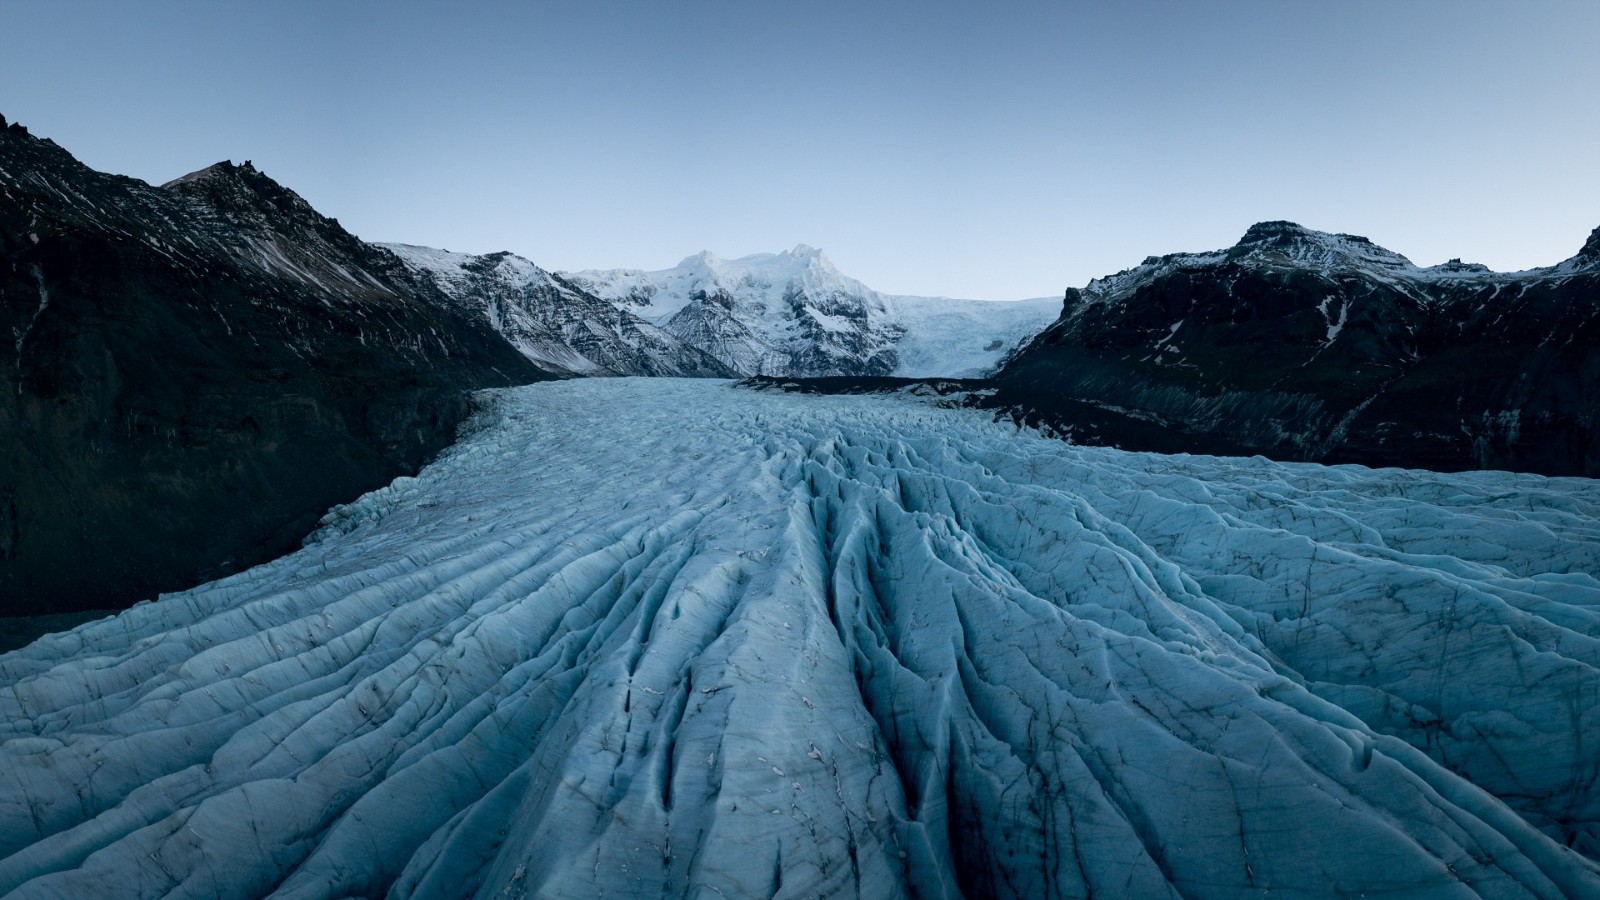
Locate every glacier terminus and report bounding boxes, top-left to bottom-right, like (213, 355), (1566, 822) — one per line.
(2, 379), (1597, 898)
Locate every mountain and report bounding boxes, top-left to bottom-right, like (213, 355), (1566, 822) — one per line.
(566, 245), (1060, 378)
(379, 244), (735, 377)
(3, 378), (1596, 896)
(990, 221), (1600, 476)
(0, 115), (549, 617)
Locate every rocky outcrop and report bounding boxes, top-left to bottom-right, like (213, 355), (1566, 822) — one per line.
(0, 120), (549, 616)
(990, 221), (1600, 476)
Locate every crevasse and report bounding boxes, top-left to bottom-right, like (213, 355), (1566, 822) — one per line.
(1, 378), (1597, 898)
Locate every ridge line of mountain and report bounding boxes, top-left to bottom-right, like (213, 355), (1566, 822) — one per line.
(1, 118), (551, 616)
(981, 219), (1600, 476)
(5, 111), (1598, 618)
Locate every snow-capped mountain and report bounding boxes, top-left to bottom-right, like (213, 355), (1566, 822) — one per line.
(3, 379), (1597, 896)
(566, 245), (1059, 378)
(379, 244), (735, 377)
(992, 220), (1600, 476)
(0, 116), (547, 617)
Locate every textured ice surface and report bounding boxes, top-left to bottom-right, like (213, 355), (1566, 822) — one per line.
(2, 379), (1598, 898)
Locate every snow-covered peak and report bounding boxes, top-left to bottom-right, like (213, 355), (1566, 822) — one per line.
(679, 245), (863, 297)
(564, 248), (1059, 378)
(378, 242), (735, 378)
(379, 242), (554, 298)
(675, 249), (721, 270)
(571, 245), (878, 326)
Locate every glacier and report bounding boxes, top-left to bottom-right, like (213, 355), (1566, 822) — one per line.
(2, 378), (1598, 898)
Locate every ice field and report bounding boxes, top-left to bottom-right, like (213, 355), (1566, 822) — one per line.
(2, 378), (1598, 898)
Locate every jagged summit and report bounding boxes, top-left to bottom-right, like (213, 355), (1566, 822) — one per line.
(1577, 224), (1600, 262)
(161, 158), (328, 230)
(565, 247), (1058, 378)
(379, 242), (735, 378)
(159, 160), (284, 197)
(0, 116), (81, 169)
(385, 236), (1051, 382)
(1425, 258), (1493, 275)
(159, 159), (253, 188)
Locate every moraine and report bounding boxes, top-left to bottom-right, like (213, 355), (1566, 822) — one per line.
(2, 379), (1598, 898)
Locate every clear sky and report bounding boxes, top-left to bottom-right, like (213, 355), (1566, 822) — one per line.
(3, 0), (1598, 299)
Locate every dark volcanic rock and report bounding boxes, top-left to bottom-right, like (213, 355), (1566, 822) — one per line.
(989, 222), (1600, 476)
(0, 120), (549, 616)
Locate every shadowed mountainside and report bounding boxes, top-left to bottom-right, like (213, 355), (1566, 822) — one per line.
(986, 221), (1600, 476)
(0, 116), (549, 616)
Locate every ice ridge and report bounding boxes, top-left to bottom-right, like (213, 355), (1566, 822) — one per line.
(1, 379), (1597, 897)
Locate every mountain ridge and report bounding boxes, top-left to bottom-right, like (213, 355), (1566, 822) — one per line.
(0, 118), (550, 616)
(988, 219), (1600, 475)
(378, 242), (736, 377)
(565, 247), (1059, 378)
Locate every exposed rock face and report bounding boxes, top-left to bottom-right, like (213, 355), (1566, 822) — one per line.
(991, 221), (1600, 476)
(566, 247), (1060, 378)
(379, 244), (736, 377)
(0, 121), (548, 616)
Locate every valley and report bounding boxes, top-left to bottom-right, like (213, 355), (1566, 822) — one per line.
(2, 379), (1596, 897)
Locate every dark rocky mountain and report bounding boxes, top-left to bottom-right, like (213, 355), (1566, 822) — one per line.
(988, 221), (1600, 476)
(0, 115), (549, 616)
(380, 243), (735, 377)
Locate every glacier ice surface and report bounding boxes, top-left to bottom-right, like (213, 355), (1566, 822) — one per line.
(2, 379), (1598, 898)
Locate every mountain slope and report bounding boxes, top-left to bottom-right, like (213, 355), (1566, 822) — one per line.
(2, 379), (1597, 897)
(991, 221), (1600, 476)
(380, 243), (735, 377)
(567, 245), (1059, 378)
(0, 116), (549, 616)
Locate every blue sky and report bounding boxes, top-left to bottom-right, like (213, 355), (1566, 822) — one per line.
(3, 0), (1598, 298)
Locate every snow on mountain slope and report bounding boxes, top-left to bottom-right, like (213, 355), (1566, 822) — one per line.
(994, 220), (1600, 476)
(1064, 220), (1595, 320)
(3, 379), (1598, 897)
(877, 293), (1061, 377)
(380, 243), (734, 377)
(566, 246), (1059, 377)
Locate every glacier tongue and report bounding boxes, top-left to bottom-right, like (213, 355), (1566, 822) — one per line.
(2, 379), (1598, 898)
